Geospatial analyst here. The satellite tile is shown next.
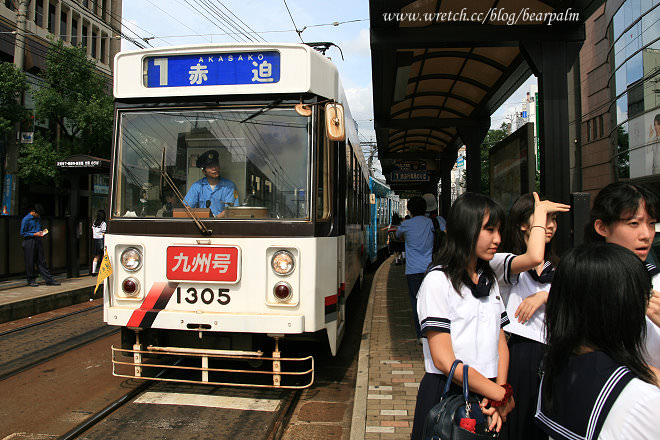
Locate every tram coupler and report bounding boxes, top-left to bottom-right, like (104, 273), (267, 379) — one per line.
(271, 334), (282, 387)
(133, 331), (142, 377)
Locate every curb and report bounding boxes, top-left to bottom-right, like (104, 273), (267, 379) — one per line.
(350, 256), (391, 440)
(0, 285), (101, 324)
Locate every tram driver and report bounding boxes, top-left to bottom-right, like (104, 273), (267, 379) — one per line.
(183, 149), (239, 218)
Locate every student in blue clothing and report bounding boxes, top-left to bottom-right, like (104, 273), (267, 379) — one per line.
(396, 195), (435, 342)
(183, 149), (239, 217)
(20, 204), (60, 287)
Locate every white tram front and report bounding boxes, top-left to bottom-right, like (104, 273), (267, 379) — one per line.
(104, 43), (369, 388)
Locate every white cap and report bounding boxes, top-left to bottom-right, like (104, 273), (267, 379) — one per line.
(422, 193), (437, 212)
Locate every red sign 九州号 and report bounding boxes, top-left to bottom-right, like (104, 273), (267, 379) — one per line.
(166, 246), (240, 283)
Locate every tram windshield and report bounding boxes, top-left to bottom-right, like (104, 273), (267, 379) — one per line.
(113, 107), (311, 220)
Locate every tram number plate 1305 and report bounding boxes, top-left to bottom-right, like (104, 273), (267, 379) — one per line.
(176, 287), (231, 305)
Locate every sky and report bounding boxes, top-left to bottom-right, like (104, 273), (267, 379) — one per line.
(121, 0), (536, 167)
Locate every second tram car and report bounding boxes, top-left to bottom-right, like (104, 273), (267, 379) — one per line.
(367, 176), (397, 265)
(104, 43), (369, 388)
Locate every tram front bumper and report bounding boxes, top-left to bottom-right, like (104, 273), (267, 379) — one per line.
(106, 308), (306, 334)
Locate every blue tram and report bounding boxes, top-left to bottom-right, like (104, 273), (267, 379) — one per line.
(367, 176), (400, 264)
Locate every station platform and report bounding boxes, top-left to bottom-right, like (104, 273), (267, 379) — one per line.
(0, 273), (99, 324)
(351, 256), (423, 440)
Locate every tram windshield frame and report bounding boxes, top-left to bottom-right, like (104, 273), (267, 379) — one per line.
(112, 104), (312, 222)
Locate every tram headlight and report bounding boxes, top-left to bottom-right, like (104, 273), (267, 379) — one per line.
(121, 247), (143, 271)
(271, 250), (294, 276)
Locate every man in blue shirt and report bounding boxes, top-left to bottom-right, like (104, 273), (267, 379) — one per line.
(20, 205), (60, 287)
(183, 150), (239, 217)
(396, 195), (434, 342)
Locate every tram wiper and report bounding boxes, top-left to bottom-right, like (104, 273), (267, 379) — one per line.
(159, 148), (212, 236)
(240, 99), (283, 123)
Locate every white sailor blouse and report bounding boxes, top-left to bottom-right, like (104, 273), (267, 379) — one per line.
(417, 266), (509, 379)
(535, 351), (660, 440)
(491, 252), (553, 343)
(645, 263), (660, 368)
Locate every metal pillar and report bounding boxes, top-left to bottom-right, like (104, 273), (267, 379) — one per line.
(457, 116), (490, 193)
(521, 38), (583, 253)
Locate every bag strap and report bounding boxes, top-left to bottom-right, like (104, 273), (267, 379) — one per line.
(441, 359), (462, 397)
(462, 364), (470, 402)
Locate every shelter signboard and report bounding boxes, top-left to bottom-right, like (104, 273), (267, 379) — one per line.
(390, 160), (429, 182)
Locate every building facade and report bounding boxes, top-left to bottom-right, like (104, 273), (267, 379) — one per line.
(0, 0), (121, 216)
(578, 0), (660, 197)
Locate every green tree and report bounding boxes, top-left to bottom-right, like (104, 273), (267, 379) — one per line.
(479, 123), (509, 194)
(19, 39), (113, 183)
(0, 62), (28, 139)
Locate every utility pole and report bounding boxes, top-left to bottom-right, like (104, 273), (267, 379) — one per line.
(13, 0), (27, 70)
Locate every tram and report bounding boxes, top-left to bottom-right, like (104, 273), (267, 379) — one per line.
(367, 176), (398, 265)
(104, 43), (369, 388)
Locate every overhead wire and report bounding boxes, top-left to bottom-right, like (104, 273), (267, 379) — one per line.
(282, 0), (304, 43)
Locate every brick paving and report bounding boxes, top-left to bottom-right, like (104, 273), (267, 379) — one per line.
(352, 257), (424, 440)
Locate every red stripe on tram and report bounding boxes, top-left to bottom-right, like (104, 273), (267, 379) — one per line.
(126, 282), (171, 328)
(325, 294), (338, 306)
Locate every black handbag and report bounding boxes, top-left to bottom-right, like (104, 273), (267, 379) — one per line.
(422, 360), (499, 440)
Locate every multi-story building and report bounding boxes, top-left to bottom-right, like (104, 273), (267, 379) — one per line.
(577, 0), (660, 197)
(0, 0), (122, 216)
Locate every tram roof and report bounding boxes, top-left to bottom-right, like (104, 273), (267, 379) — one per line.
(113, 43), (342, 101)
(370, 0), (602, 196)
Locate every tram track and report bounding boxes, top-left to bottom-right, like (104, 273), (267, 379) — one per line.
(0, 304), (118, 381)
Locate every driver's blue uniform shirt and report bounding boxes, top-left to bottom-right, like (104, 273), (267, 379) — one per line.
(183, 177), (239, 216)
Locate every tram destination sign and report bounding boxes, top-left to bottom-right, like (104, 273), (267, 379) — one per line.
(144, 51), (280, 88)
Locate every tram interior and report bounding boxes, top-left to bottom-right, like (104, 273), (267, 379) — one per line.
(114, 108), (311, 220)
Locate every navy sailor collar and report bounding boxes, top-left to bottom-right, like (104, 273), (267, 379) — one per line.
(534, 351), (633, 440)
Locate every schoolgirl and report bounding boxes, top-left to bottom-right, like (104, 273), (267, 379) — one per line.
(410, 192), (513, 440)
(535, 243), (660, 440)
(490, 193), (570, 440)
(586, 182), (660, 369)
(91, 209), (106, 276)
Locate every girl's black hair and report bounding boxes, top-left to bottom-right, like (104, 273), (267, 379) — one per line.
(586, 182), (659, 242)
(543, 242), (654, 410)
(391, 213), (402, 226)
(501, 193), (559, 267)
(93, 209), (106, 227)
(431, 192), (505, 293)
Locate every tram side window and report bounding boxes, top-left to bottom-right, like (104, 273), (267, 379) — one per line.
(316, 107), (334, 221)
(113, 107), (311, 220)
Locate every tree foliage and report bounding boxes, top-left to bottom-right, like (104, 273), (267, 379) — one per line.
(19, 39), (114, 183)
(479, 123), (509, 194)
(0, 62), (28, 139)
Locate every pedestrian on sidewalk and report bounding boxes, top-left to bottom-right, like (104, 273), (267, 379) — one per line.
(411, 192), (513, 439)
(91, 209), (106, 276)
(20, 204), (60, 287)
(490, 192), (570, 440)
(386, 213), (404, 265)
(395, 196), (434, 342)
(535, 243), (660, 439)
(422, 193), (446, 253)
(585, 182), (660, 370)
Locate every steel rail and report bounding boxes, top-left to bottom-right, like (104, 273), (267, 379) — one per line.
(0, 304), (103, 337)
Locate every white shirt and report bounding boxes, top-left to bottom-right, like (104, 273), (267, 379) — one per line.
(645, 273), (660, 368)
(92, 221), (106, 240)
(417, 267), (509, 378)
(549, 377), (660, 440)
(597, 377), (660, 439)
(491, 252), (550, 343)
